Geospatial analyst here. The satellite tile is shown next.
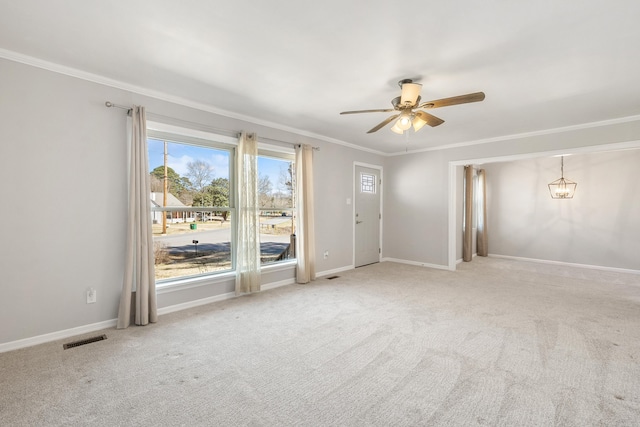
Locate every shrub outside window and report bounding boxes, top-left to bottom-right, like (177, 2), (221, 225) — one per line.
(147, 135), (296, 284)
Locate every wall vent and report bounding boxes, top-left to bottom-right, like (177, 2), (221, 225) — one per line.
(326, 275), (340, 280)
(63, 334), (107, 350)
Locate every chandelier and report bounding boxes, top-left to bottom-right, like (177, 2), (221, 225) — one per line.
(548, 156), (577, 199)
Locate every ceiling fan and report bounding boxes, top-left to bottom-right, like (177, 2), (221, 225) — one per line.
(340, 79), (485, 134)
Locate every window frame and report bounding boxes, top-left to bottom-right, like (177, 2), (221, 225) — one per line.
(257, 151), (296, 266)
(146, 124), (296, 288)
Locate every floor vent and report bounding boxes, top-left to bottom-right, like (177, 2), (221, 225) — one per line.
(326, 275), (340, 280)
(63, 334), (107, 350)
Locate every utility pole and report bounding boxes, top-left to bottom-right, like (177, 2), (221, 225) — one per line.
(162, 140), (168, 235)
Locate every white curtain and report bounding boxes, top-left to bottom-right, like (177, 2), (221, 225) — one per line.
(235, 132), (261, 295)
(295, 144), (316, 283)
(117, 105), (157, 329)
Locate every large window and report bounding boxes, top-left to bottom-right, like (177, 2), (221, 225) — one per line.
(148, 134), (295, 283)
(258, 155), (295, 264)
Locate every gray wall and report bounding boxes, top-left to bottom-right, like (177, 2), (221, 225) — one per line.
(0, 59), (383, 345)
(483, 150), (640, 270)
(2, 55), (639, 347)
(383, 121), (640, 270)
(383, 150), (450, 266)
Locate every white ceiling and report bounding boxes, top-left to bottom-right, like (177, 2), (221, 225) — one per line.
(2, 1), (640, 154)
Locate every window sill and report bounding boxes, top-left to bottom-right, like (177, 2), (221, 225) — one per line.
(156, 270), (236, 294)
(261, 259), (297, 273)
(156, 260), (297, 294)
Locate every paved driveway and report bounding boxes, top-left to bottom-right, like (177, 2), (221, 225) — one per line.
(154, 228), (291, 257)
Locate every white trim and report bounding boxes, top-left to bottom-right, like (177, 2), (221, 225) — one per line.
(257, 143), (295, 156)
(147, 121), (238, 146)
(447, 161), (458, 271)
(488, 254), (640, 276)
(387, 115), (640, 156)
(149, 120), (295, 158)
(261, 277), (296, 290)
(156, 271), (236, 293)
(1, 272), (297, 353)
(0, 49), (386, 156)
(261, 259), (297, 273)
(353, 162), (384, 268)
(5, 48), (640, 158)
(316, 264), (355, 278)
(155, 273), (297, 318)
(381, 257), (450, 271)
(446, 139), (640, 271)
(450, 139), (640, 167)
(157, 292), (237, 316)
(0, 319), (117, 354)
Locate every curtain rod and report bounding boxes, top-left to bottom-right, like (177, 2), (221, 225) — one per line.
(105, 101), (319, 151)
(105, 101), (132, 112)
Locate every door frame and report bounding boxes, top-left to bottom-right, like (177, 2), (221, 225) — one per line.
(353, 162), (384, 268)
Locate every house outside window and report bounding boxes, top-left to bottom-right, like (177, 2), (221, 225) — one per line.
(147, 132), (295, 284)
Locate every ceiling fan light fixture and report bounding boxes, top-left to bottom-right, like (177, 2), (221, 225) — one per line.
(412, 114), (428, 132)
(400, 82), (422, 106)
(390, 122), (404, 134)
(340, 80), (485, 135)
(396, 114), (413, 131)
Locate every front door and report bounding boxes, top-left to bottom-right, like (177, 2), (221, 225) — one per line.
(354, 165), (381, 267)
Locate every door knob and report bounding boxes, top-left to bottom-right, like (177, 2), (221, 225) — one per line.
(356, 220), (363, 224)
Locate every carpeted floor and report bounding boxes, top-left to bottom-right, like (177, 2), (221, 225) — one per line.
(1, 257), (639, 426)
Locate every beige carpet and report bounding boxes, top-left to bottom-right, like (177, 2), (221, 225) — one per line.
(1, 257), (639, 426)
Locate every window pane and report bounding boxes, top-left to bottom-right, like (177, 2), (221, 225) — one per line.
(259, 212), (295, 264)
(257, 156), (293, 209)
(257, 156), (295, 265)
(148, 138), (233, 282)
(361, 173), (376, 194)
(153, 212), (234, 280)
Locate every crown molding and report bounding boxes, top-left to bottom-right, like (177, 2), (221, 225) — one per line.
(0, 48), (386, 157)
(4, 48), (637, 159)
(387, 114), (640, 156)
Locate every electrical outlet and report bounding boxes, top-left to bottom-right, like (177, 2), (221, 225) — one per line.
(86, 288), (97, 304)
(324, 250), (329, 259)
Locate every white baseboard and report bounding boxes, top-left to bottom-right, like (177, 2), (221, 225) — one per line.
(489, 254), (640, 275)
(456, 253), (478, 265)
(316, 265), (355, 278)
(159, 277), (297, 316)
(0, 318), (118, 354)
(261, 277), (296, 291)
(1, 277), (297, 354)
(381, 257), (450, 271)
(157, 291), (237, 316)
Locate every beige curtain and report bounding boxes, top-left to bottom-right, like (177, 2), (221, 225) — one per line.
(235, 132), (261, 295)
(463, 165), (473, 262)
(117, 106), (157, 329)
(477, 169), (488, 257)
(295, 144), (316, 283)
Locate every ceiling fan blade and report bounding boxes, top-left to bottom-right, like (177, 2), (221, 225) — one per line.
(340, 108), (395, 115)
(419, 92), (485, 109)
(367, 114), (400, 133)
(414, 111), (445, 130)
